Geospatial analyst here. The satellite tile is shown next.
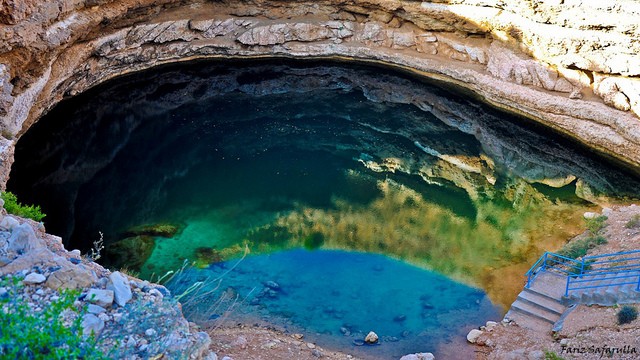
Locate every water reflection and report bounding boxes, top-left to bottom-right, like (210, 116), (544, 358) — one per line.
(9, 60), (640, 311)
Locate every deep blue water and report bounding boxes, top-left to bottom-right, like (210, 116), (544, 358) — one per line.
(169, 249), (499, 359)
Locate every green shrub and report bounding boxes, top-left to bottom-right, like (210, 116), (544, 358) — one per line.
(625, 214), (640, 229)
(617, 305), (638, 325)
(0, 276), (104, 359)
(558, 235), (608, 260)
(585, 215), (607, 235)
(1, 191), (46, 222)
(544, 350), (566, 360)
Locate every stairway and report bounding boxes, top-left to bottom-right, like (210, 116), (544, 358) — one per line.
(504, 271), (567, 332)
(563, 270), (640, 306)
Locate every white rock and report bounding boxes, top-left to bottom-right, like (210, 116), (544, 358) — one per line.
(70, 249), (82, 256)
(203, 353), (218, 360)
(399, 353), (435, 360)
(0, 216), (19, 230)
(528, 349), (545, 360)
(145, 328), (157, 338)
(485, 321), (498, 330)
(108, 271), (132, 306)
(466, 329), (483, 343)
(8, 224), (43, 253)
(364, 331), (378, 344)
(86, 288), (114, 308)
(87, 304), (106, 314)
(221, 357), (234, 360)
(583, 212), (599, 219)
(23, 272), (46, 284)
(82, 313), (105, 336)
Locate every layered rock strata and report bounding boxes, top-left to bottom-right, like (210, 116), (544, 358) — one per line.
(0, 0), (639, 187)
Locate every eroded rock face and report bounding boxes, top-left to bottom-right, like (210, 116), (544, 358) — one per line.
(0, 0), (639, 185)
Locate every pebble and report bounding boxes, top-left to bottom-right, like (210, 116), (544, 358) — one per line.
(306, 343), (316, 349)
(292, 333), (304, 340)
(70, 249), (82, 256)
(221, 357), (234, 360)
(145, 328), (157, 338)
(23, 272), (46, 285)
(311, 349), (323, 358)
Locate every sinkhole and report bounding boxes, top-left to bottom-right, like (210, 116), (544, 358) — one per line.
(8, 59), (640, 359)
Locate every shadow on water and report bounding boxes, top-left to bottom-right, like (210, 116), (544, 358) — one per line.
(8, 59), (640, 358)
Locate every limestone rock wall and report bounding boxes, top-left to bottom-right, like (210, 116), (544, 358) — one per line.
(0, 0), (639, 185)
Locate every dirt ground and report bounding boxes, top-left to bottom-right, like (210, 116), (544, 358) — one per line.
(206, 205), (640, 359)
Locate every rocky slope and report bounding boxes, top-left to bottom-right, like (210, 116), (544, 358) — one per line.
(0, 209), (213, 359)
(0, 0), (639, 187)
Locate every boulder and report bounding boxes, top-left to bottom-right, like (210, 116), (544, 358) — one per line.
(86, 288), (114, 308)
(0, 216), (20, 231)
(364, 331), (378, 344)
(46, 267), (97, 290)
(82, 313), (105, 337)
(466, 329), (483, 343)
(87, 304), (106, 314)
(108, 271), (132, 306)
(7, 223), (44, 253)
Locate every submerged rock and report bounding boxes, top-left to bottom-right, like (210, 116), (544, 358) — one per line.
(122, 223), (180, 238)
(104, 235), (154, 272)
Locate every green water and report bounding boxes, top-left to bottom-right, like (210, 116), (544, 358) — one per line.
(8, 59), (640, 358)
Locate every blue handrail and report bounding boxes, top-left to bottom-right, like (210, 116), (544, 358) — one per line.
(526, 250), (640, 297)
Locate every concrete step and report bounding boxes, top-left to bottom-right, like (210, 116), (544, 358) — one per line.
(510, 298), (560, 324)
(504, 308), (555, 332)
(520, 288), (565, 315)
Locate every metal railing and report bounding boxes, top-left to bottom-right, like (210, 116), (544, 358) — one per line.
(525, 251), (582, 288)
(526, 250), (640, 297)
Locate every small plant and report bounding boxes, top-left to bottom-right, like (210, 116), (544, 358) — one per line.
(0, 276), (104, 359)
(86, 231), (104, 261)
(617, 305), (638, 325)
(0, 191), (46, 222)
(625, 214), (640, 229)
(544, 350), (565, 360)
(558, 236), (608, 260)
(585, 215), (608, 235)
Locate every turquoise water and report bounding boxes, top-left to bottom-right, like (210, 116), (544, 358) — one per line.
(169, 249), (498, 359)
(9, 59), (640, 358)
